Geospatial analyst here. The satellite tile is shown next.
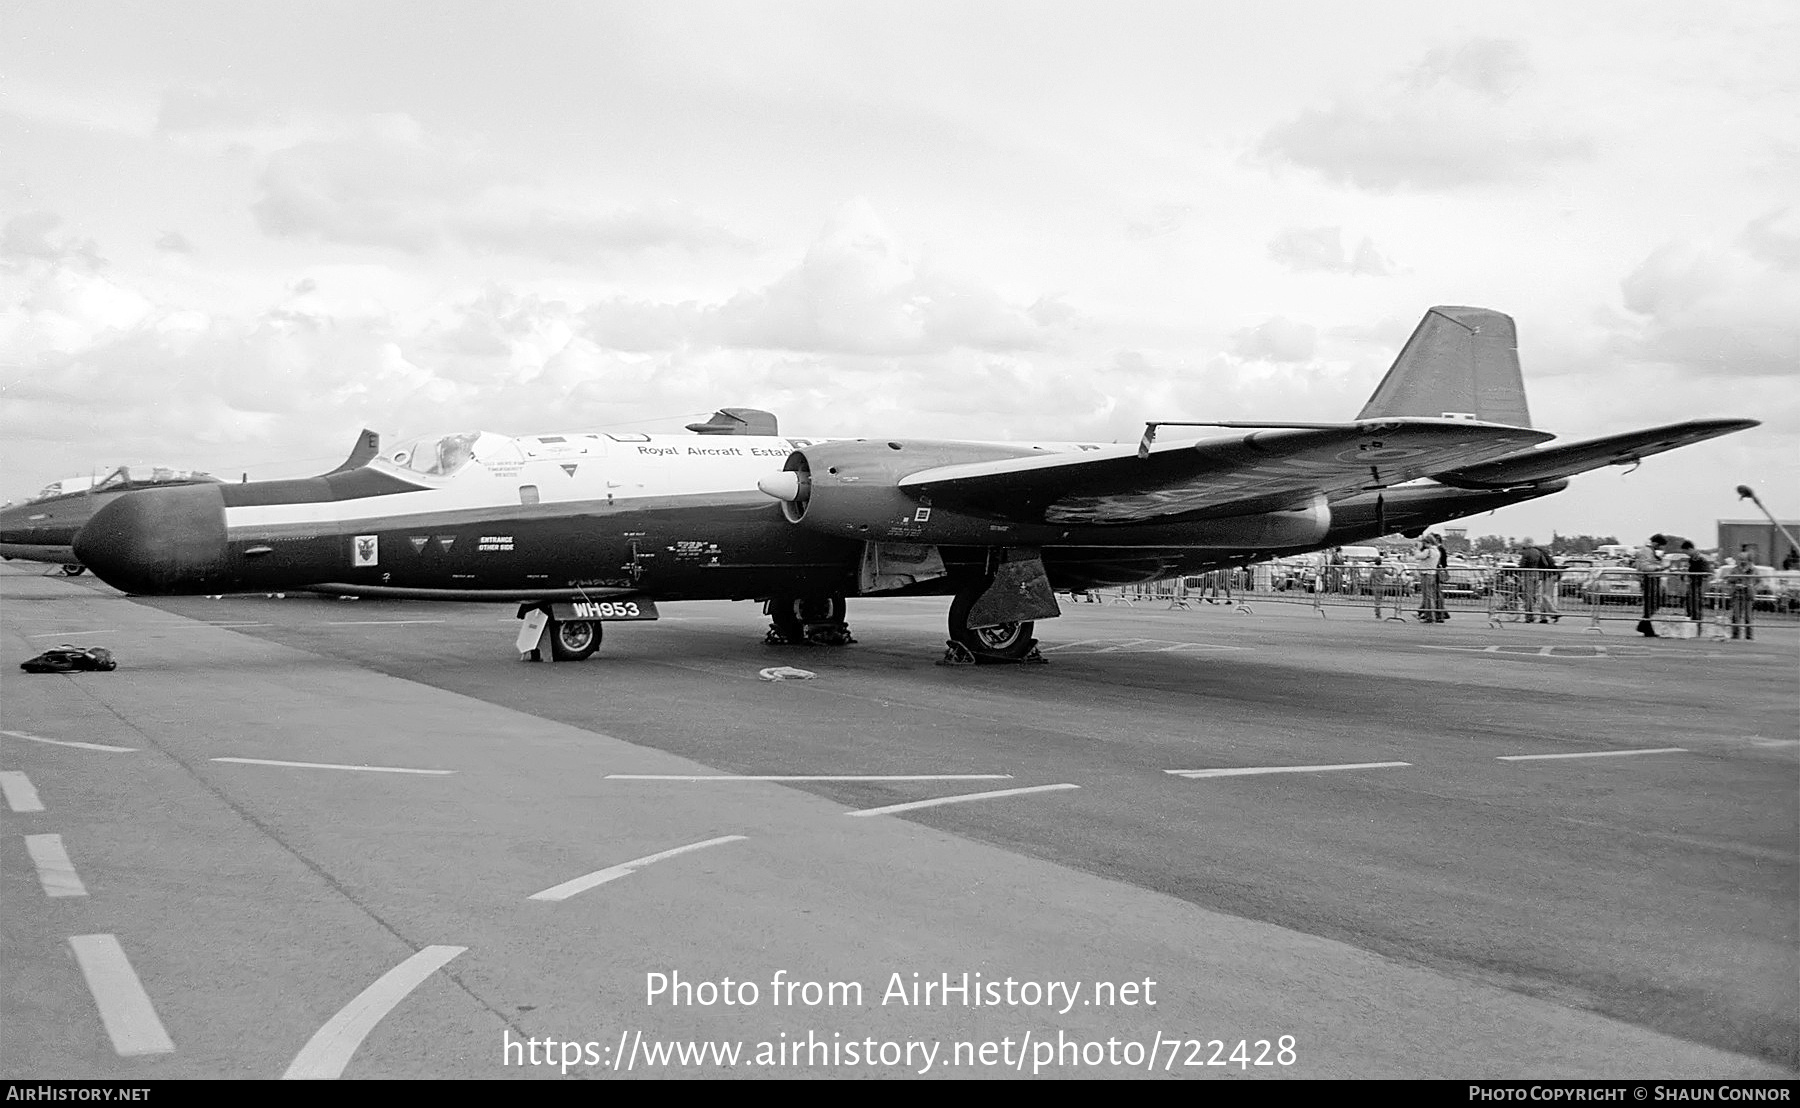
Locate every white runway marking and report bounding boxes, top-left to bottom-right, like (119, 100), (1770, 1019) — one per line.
(282, 945), (465, 1079)
(1496, 747), (1689, 762)
(529, 835), (748, 901)
(1421, 644), (1653, 658)
(68, 935), (175, 1056)
(323, 619), (447, 626)
(2, 730), (136, 753)
(847, 782), (1080, 818)
(25, 629), (117, 638)
(25, 834), (87, 897)
(210, 757), (455, 775)
(1167, 761), (1411, 779)
(1, 770), (45, 812)
(606, 774), (1014, 782)
(1040, 639), (1251, 654)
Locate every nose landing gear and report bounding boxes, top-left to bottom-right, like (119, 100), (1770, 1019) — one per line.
(763, 595), (856, 646)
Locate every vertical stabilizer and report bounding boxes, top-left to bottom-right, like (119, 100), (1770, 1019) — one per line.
(1356, 306), (1531, 428)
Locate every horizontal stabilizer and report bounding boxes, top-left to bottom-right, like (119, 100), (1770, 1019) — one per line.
(687, 408), (779, 436)
(1433, 419), (1759, 489)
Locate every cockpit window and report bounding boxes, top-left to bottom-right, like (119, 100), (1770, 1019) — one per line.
(389, 431), (483, 477)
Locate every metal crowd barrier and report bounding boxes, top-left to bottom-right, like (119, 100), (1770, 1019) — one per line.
(1076, 563), (1793, 635)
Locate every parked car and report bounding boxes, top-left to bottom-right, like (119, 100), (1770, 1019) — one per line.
(1441, 557), (1493, 598)
(1557, 557), (1597, 597)
(1579, 566), (1644, 605)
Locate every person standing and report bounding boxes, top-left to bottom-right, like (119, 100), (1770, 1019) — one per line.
(1414, 537), (1441, 622)
(1727, 547), (1757, 640)
(1432, 535), (1450, 620)
(1677, 541), (1711, 622)
(1635, 535), (1666, 636)
(1518, 543), (1561, 623)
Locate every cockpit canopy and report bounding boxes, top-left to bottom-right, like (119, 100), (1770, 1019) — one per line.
(34, 466), (220, 501)
(384, 431), (520, 478)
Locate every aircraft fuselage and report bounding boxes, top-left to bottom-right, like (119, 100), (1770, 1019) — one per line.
(71, 430), (1558, 601)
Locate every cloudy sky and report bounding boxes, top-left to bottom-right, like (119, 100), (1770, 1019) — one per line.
(3, 1), (1795, 545)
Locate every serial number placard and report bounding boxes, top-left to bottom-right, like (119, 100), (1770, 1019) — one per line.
(551, 600), (658, 621)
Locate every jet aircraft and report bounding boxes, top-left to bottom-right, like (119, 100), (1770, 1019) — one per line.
(70, 308), (1756, 663)
(0, 433), (380, 574)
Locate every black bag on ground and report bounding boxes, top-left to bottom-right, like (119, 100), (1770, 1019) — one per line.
(20, 645), (117, 673)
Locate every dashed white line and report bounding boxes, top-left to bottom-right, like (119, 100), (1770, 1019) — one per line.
(847, 782), (1080, 818)
(322, 620), (448, 626)
(24, 834), (87, 897)
(2, 730), (136, 753)
(210, 758), (454, 775)
(529, 835), (748, 901)
(282, 945), (465, 1079)
(68, 935), (175, 1056)
(605, 774), (1014, 782)
(1496, 747), (1689, 762)
(1, 770), (45, 812)
(1167, 761), (1411, 779)
(25, 630), (118, 638)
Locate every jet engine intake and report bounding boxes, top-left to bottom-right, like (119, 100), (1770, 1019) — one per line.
(756, 439), (1045, 544)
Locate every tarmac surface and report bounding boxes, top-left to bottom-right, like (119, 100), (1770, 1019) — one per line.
(3, 563), (1795, 1079)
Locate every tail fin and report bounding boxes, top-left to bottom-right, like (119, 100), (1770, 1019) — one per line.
(1356, 306), (1531, 428)
(325, 429), (381, 474)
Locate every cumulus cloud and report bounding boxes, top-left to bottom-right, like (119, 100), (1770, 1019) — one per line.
(1230, 316), (1317, 363)
(1256, 37), (1592, 191)
(154, 231), (193, 254)
(1738, 208), (1800, 272)
(1124, 204), (1192, 240)
(1407, 38), (1533, 99)
(0, 201), (1080, 491)
(578, 200), (1057, 357)
(1266, 227), (1392, 275)
(157, 85), (277, 135)
(1611, 222), (1800, 379)
(1, 212), (104, 270)
(250, 114), (747, 263)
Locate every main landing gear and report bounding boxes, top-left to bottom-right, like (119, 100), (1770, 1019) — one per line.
(519, 608), (602, 662)
(943, 587), (1044, 665)
(547, 617), (601, 661)
(763, 595), (856, 646)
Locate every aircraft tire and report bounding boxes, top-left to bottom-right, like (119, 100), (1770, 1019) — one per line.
(61, 564), (86, 577)
(947, 589), (1036, 663)
(768, 595), (847, 641)
(547, 618), (601, 661)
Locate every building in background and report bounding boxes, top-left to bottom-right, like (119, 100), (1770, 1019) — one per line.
(1716, 519), (1800, 567)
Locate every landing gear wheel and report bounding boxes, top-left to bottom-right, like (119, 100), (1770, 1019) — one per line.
(765, 595), (853, 645)
(547, 618), (601, 661)
(947, 589), (1040, 664)
(60, 564), (85, 577)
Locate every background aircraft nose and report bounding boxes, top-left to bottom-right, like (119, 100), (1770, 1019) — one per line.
(0, 500), (70, 547)
(73, 484), (229, 594)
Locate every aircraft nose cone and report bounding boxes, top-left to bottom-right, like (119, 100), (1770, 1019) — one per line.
(757, 471), (801, 502)
(73, 485), (228, 594)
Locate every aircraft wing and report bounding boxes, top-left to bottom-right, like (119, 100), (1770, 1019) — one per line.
(1431, 419), (1758, 490)
(897, 420), (1551, 525)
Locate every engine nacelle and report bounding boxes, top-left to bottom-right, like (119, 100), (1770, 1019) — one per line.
(760, 439), (1061, 545)
(757, 439), (1336, 549)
